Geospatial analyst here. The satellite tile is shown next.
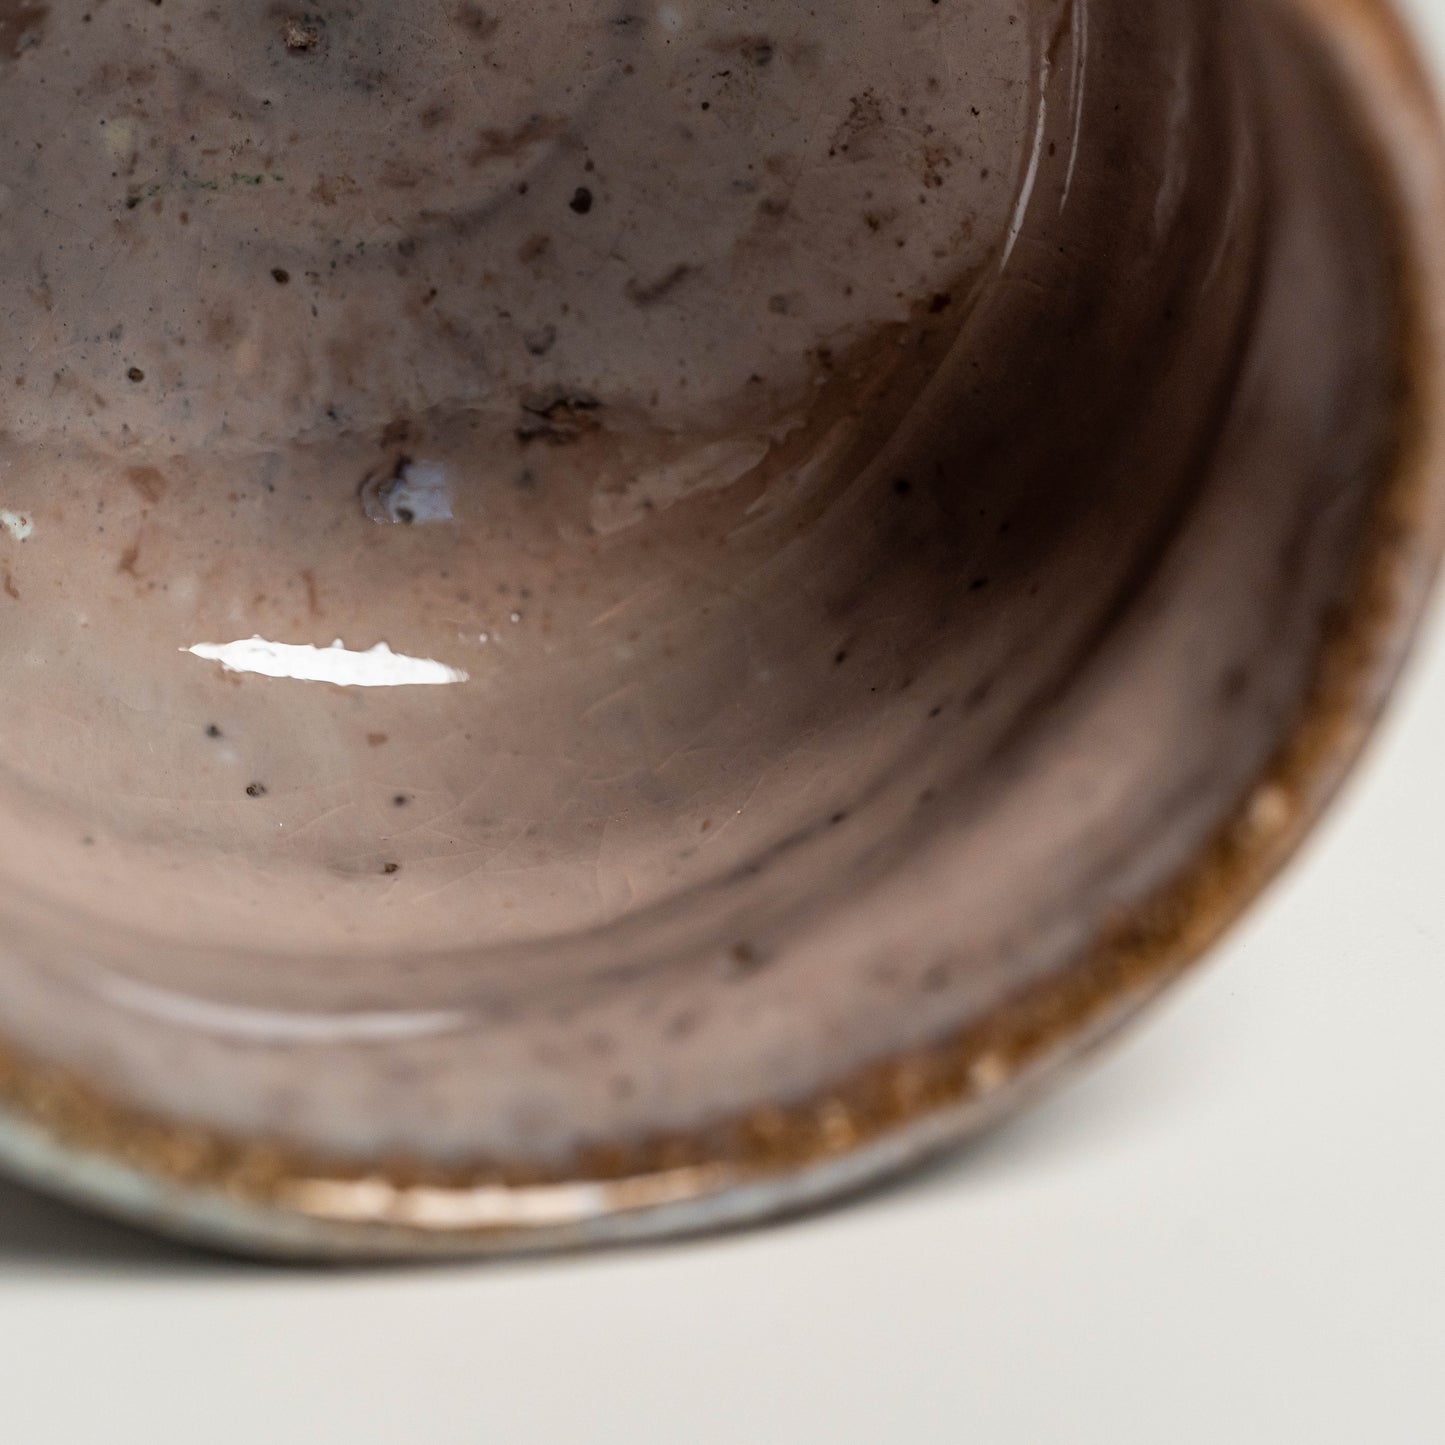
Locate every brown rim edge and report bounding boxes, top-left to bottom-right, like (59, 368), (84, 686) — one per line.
(1, 0), (1443, 1255)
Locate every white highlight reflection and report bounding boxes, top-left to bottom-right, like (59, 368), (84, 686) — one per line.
(89, 969), (470, 1044)
(284, 1164), (729, 1230)
(185, 636), (469, 687)
(0, 509), (34, 541)
(1001, 56), (1049, 273)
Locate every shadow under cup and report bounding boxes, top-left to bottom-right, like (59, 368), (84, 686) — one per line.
(0, 0), (1440, 1255)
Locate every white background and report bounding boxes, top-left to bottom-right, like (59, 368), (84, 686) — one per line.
(3, 6), (1445, 1440)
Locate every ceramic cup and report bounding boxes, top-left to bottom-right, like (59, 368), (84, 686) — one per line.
(0, 0), (1441, 1257)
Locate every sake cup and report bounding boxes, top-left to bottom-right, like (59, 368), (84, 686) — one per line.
(0, 0), (1441, 1257)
